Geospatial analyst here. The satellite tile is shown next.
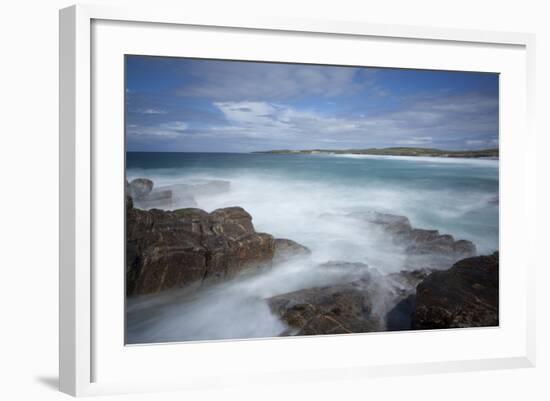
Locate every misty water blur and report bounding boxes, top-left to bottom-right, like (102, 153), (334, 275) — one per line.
(126, 152), (499, 343)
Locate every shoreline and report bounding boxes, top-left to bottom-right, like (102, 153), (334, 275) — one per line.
(126, 151), (499, 161)
(251, 147), (499, 159)
(321, 153), (499, 163)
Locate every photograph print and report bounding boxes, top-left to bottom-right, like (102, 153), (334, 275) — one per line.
(125, 56), (499, 344)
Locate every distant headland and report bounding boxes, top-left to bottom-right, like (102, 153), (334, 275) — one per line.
(252, 147), (499, 159)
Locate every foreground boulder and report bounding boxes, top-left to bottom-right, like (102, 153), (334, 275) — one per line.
(268, 264), (388, 335)
(412, 252), (499, 329)
(127, 197), (275, 296)
(269, 281), (384, 335)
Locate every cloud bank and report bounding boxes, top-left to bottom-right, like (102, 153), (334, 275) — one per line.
(125, 57), (499, 152)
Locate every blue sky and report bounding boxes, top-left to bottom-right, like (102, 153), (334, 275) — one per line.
(125, 55), (499, 152)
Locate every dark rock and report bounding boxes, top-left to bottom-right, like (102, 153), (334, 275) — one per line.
(273, 239), (311, 263)
(125, 194), (133, 210)
(386, 294), (416, 331)
(268, 262), (390, 336)
(412, 252), (499, 329)
(268, 280), (384, 335)
(126, 200), (276, 296)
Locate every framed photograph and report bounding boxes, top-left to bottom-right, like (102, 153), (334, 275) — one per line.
(59, 4), (536, 397)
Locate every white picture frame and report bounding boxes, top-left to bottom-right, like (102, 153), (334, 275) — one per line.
(59, 3), (536, 397)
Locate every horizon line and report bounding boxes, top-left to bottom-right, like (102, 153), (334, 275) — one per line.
(126, 146), (498, 154)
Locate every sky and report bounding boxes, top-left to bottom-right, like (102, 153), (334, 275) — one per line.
(125, 55), (499, 153)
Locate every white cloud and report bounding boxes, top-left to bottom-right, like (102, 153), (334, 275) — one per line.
(211, 101), (439, 144)
(211, 92), (498, 146)
(139, 108), (167, 115)
(214, 102), (284, 127)
(128, 92), (498, 151)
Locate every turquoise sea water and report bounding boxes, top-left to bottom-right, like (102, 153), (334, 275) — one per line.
(127, 152), (499, 257)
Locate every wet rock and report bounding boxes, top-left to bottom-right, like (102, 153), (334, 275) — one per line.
(268, 262), (391, 335)
(273, 239), (311, 263)
(412, 252), (499, 329)
(268, 279), (384, 335)
(126, 199), (276, 296)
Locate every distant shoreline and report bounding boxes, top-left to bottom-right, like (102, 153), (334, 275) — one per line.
(252, 147), (499, 159)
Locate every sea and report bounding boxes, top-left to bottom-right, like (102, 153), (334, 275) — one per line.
(125, 151), (499, 343)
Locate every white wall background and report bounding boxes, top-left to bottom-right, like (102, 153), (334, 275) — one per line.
(0, 0), (547, 399)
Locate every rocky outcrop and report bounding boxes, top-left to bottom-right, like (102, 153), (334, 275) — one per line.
(127, 196), (276, 296)
(126, 194), (310, 296)
(273, 239), (311, 263)
(268, 280), (384, 336)
(268, 263), (391, 335)
(346, 211), (477, 268)
(267, 251), (499, 336)
(412, 252), (499, 329)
